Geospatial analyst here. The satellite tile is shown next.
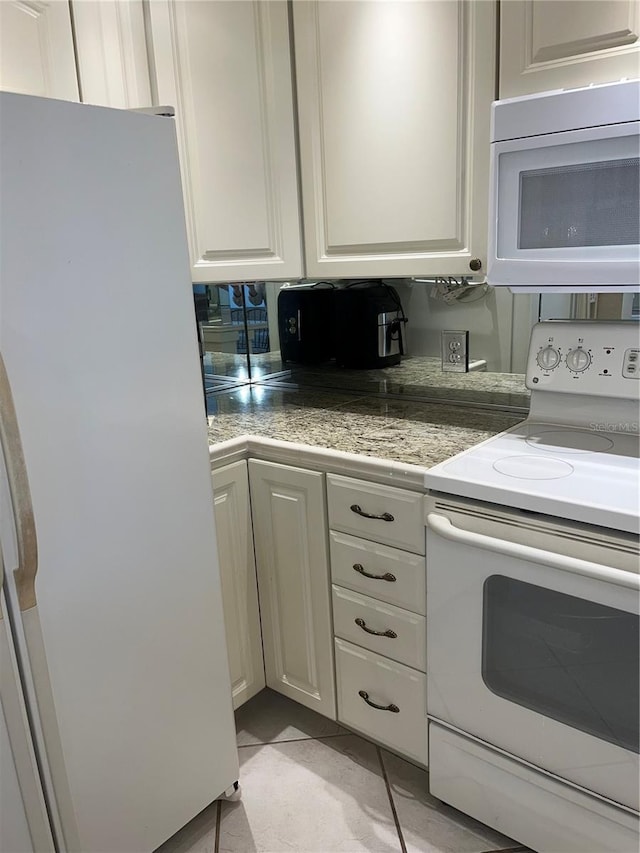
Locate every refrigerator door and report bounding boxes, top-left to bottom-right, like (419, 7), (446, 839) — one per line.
(0, 694), (34, 853)
(0, 93), (238, 852)
(1, 587), (55, 853)
(0, 401), (55, 853)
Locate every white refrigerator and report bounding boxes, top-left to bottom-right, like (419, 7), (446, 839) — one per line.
(0, 92), (239, 852)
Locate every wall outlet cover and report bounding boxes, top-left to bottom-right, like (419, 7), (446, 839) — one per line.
(441, 330), (469, 372)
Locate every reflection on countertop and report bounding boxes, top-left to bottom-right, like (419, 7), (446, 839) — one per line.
(206, 385), (525, 468)
(234, 353), (530, 411)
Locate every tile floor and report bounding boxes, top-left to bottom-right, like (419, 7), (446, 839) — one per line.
(157, 689), (531, 853)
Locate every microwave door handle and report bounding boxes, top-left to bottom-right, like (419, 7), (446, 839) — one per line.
(426, 513), (639, 591)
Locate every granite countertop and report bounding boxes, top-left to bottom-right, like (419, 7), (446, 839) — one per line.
(207, 385), (525, 469)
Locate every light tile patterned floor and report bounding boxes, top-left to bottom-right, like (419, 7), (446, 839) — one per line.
(157, 690), (530, 853)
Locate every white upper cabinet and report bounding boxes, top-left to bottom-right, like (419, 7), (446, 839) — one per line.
(292, 0), (496, 279)
(500, 0), (640, 98)
(147, 0), (303, 283)
(0, 1), (78, 100)
(72, 1), (152, 109)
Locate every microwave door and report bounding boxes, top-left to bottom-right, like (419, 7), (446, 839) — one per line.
(488, 121), (640, 289)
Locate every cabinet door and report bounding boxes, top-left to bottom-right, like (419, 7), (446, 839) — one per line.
(293, 0), (495, 279)
(0, 1), (78, 100)
(248, 460), (335, 719)
(500, 1), (640, 98)
(147, 0), (303, 283)
(72, 0), (152, 108)
(212, 461), (265, 710)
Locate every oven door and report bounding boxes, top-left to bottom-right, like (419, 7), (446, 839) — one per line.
(487, 121), (640, 289)
(426, 502), (639, 811)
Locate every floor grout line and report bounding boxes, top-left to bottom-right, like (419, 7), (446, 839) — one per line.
(377, 746), (407, 853)
(483, 847), (528, 853)
(236, 731), (352, 748)
(214, 799), (222, 853)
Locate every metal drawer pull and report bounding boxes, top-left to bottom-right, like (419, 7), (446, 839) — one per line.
(353, 563), (396, 582)
(350, 504), (394, 522)
(358, 690), (399, 713)
(355, 618), (397, 639)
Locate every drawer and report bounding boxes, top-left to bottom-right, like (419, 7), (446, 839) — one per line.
(429, 723), (640, 853)
(335, 638), (427, 766)
(332, 585), (426, 671)
(327, 474), (425, 554)
(330, 530), (426, 615)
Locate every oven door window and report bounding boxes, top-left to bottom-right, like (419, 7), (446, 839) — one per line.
(482, 575), (639, 753)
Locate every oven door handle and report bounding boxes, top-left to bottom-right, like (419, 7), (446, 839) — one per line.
(426, 513), (639, 591)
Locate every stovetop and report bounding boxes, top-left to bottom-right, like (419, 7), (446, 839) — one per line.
(425, 321), (640, 534)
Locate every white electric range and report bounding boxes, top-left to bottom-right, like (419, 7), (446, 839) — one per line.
(424, 321), (640, 853)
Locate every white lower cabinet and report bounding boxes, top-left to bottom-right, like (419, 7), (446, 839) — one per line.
(211, 461), (265, 710)
(332, 585), (426, 672)
(328, 472), (428, 765)
(212, 455), (427, 761)
(335, 639), (427, 766)
(327, 474), (426, 555)
(329, 530), (426, 614)
(248, 460), (336, 719)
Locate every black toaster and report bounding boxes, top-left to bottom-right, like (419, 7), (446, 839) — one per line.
(277, 283), (336, 364)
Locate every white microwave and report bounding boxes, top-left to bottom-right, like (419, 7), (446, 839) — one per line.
(487, 80), (639, 292)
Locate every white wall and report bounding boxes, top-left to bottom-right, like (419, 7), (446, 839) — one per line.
(395, 281), (522, 372)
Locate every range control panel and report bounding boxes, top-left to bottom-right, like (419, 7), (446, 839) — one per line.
(526, 321), (640, 398)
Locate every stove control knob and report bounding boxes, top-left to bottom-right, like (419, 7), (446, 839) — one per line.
(566, 347), (591, 372)
(536, 346), (560, 370)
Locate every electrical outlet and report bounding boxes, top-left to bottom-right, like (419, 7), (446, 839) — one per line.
(441, 330), (469, 372)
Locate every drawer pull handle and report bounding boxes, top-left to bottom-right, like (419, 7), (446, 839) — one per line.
(358, 690), (400, 713)
(355, 618), (397, 639)
(350, 504), (394, 522)
(353, 563), (396, 582)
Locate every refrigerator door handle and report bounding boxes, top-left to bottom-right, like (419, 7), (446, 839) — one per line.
(0, 354), (38, 610)
(0, 355), (76, 849)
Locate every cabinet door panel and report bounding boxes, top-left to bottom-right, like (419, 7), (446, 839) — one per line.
(500, 1), (640, 98)
(212, 461), (264, 710)
(293, 0), (495, 278)
(0, 1), (78, 101)
(249, 460), (335, 719)
(148, 0), (302, 282)
(72, 1), (152, 109)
